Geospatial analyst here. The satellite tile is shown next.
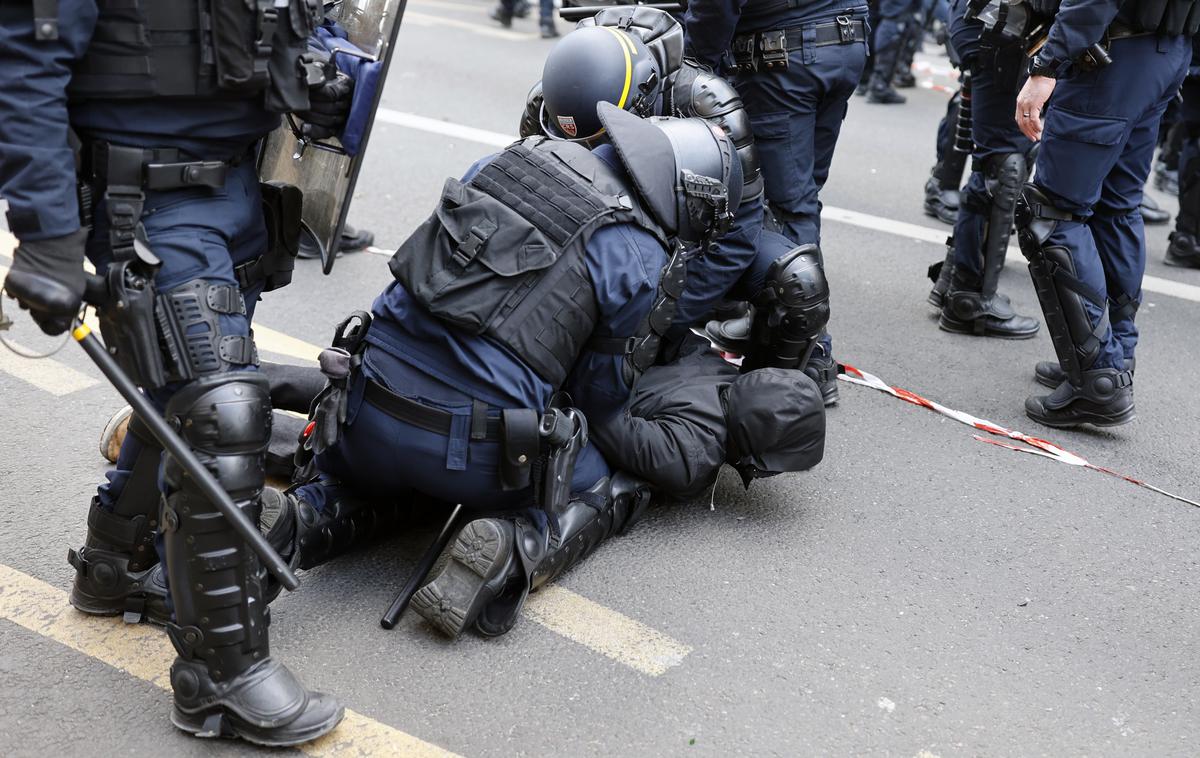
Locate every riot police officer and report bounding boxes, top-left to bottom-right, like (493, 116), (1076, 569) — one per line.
(0, 0), (351, 744)
(523, 15), (838, 403)
(932, 0), (1041, 339)
(283, 104), (743, 638)
(1014, 0), (1196, 427)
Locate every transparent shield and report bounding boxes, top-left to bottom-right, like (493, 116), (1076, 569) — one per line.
(258, 0), (409, 273)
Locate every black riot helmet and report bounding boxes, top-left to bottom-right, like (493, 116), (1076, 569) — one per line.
(541, 26), (664, 143)
(598, 102), (742, 246)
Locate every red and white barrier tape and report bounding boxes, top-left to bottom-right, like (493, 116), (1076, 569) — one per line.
(838, 363), (1200, 509)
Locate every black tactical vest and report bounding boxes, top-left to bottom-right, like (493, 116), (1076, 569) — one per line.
(389, 138), (668, 387)
(1128, 0), (1200, 36)
(68, 0), (319, 113)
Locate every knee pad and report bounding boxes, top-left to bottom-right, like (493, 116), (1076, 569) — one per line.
(749, 245), (830, 369)
(162, 372), (272, 499)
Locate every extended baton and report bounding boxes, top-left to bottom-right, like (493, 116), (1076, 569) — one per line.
(75, 282), (299, 592)
(558, 3), (684, 21)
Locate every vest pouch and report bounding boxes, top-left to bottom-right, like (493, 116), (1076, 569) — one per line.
(207, 0), (269, 93)
(394, 178), (560, 334)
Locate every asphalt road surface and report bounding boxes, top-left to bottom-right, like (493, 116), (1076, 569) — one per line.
(3, 4), (1200, 756)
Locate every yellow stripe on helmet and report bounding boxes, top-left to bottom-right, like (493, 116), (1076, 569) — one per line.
(599, 26), (634, 110)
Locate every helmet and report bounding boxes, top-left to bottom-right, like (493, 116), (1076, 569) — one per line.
(596, 102), (741, 246)
(577, 6), (685, 82)
(541, 26), (663, 143)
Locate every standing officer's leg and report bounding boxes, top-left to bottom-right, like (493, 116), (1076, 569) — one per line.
(85, 158), (340, 742)
(1018, 36), (1189, 428)
(1166, 73), (1200, 268)
(1087, 101), (1169, 365)
(867, 0), (912, 104)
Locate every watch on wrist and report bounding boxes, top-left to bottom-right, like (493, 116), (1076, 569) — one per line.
(1029, 56), (1060, 79)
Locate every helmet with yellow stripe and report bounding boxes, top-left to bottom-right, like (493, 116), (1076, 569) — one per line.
(540, 25), (663, 144)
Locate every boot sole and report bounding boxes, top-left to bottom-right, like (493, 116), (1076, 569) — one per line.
(1025, 406), (1137, 429)
(99, 405), (133, 464)
(938, 315), (1039, 340)
(1034, 371), (1062, 390)
(411, 520), (507, 638)
(923, 202), (957, 226)
(171, 705), (345, 747)
(1164, 253), (1200, 269)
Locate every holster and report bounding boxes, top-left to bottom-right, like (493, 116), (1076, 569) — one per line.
(537, 407), (588, 514)
(238, 181), (303, 293)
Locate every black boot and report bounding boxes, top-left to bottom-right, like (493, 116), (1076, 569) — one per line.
(1035, 355), (1134, 389)
(286, 485), (406, 570)
(927, 245), (955, 308)
(410, 517), (519, 638)
(939, 270), (1040, 339)
(803, 341), (840, 407)
(488, 2), (513, 27)
(1016, 185), (1137, 429)
(867, 42), (906, 105)
(1165, 230), (1200, 268)
(162, 374), (342, 746)
(1025, 367), (1135, 428)
(924, 170), (961, 225)
(1166, 139), (1200, 268)
(941, 153), (1040, 339)
(701, 310), (753, 354)
(413, 476), (650, 638)
(70, 414), (170, 624)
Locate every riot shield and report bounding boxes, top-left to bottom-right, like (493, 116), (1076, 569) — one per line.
(258, 0), (409, 274)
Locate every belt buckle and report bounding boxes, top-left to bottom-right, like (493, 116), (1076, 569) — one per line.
(759, 29), (788, 69)
(836, 15), (856, 44)
(732, 34), (758, 73)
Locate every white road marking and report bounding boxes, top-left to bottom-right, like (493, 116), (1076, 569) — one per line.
(404, 10), (538, 41)
(362, 111), (1200, 304)
(377, 108), (514, 148)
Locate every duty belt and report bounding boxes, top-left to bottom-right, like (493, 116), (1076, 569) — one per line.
(364, 379), (504, 441)
(732, 16), (866, 72)
(82, 141), (234, 192)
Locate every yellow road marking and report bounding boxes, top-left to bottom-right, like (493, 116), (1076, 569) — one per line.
(0, 338), (101, 395)
(254, 323), (322, 363)
(523, 585), (692, 676)
(0, 563), (459, 757)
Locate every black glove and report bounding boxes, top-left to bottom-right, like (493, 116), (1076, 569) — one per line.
(296, 71), (354, 141)
(3, 229), (89, 335)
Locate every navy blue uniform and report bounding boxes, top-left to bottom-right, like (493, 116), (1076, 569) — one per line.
(295, 145), (667, 515)
(1032, 17), (1190, 367)
(948, 0), (1034, 280)
(685, 0), (869, 247)
(0, 1), (275, 510)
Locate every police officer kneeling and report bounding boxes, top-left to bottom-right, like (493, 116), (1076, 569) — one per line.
(1013, 0), (1197, 427)
(278, 103), (742, 637)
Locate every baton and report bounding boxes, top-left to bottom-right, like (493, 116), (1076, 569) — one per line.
(558, 3), (684, 21)
(380, 502), (465, 629)
(74, 287), (299, 592)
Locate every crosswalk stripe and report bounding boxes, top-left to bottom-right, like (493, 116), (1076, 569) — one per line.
(523, 585), (692, 676)
(0, 563), (460, 757)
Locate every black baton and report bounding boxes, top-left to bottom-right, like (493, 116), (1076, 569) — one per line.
(71, 318), (300, 593)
